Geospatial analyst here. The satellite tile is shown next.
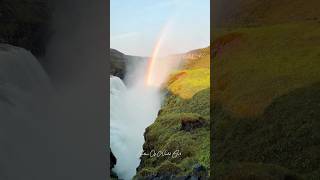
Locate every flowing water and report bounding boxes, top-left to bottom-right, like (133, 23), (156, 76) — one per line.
(110, 52), (183, 179)
(110, 73), (162, 180)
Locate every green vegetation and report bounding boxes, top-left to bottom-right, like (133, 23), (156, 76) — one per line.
(167, 68), (210, 99)
(166, 47), (210, 99)
(136, 48), (210, 179)
(136, 89), (210, 178)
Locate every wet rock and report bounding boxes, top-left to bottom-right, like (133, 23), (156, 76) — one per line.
(157, 109), (163, 116)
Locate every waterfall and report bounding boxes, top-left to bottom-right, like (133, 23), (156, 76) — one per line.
(110, 73), (161, 180)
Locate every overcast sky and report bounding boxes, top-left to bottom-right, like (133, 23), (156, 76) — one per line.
(111, 0), (210, 57)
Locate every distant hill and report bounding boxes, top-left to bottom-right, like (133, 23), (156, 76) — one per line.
(109, 49), (147, 79)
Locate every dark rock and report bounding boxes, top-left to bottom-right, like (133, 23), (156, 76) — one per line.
(157, 109), (163, 116)
(110, 149), (118, 179)
(180, 116), (206, 131)
(192, 164), (208, 179)
(110, 149), (117, 169)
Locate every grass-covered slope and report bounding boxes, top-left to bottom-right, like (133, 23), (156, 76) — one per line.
(135, 47), (210, 179)
(213, 1), (320, 179)
(167, 47), (210, 99)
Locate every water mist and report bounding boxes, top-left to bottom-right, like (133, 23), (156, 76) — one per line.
(110, 56), (180, 179)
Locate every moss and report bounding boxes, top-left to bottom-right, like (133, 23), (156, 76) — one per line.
(161, 88), (210, 118)
(136, 42), (210, 178)
(156, 161), (182, 175)
(138, 89), (210, 177)
(137, 167), (157, 177)
(167, 68), (210, 99)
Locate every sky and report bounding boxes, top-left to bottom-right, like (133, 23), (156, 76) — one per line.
(111, 0), (210, 57)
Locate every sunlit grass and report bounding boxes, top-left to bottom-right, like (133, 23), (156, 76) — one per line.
(167, 68), (210, 99)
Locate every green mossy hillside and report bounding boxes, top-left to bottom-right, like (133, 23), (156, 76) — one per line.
(135, 88), (210, 179)
(135, 46), (211, 179)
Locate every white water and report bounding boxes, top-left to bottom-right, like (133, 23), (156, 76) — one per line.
(110, 65), (162, 179)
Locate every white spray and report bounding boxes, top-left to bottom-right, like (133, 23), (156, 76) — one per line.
(110, 60), (163, 180)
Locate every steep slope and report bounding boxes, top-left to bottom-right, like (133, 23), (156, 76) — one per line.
(135, 47), (210, 179)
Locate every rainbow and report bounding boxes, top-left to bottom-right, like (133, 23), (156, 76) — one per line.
(145, 22), (172, 87)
